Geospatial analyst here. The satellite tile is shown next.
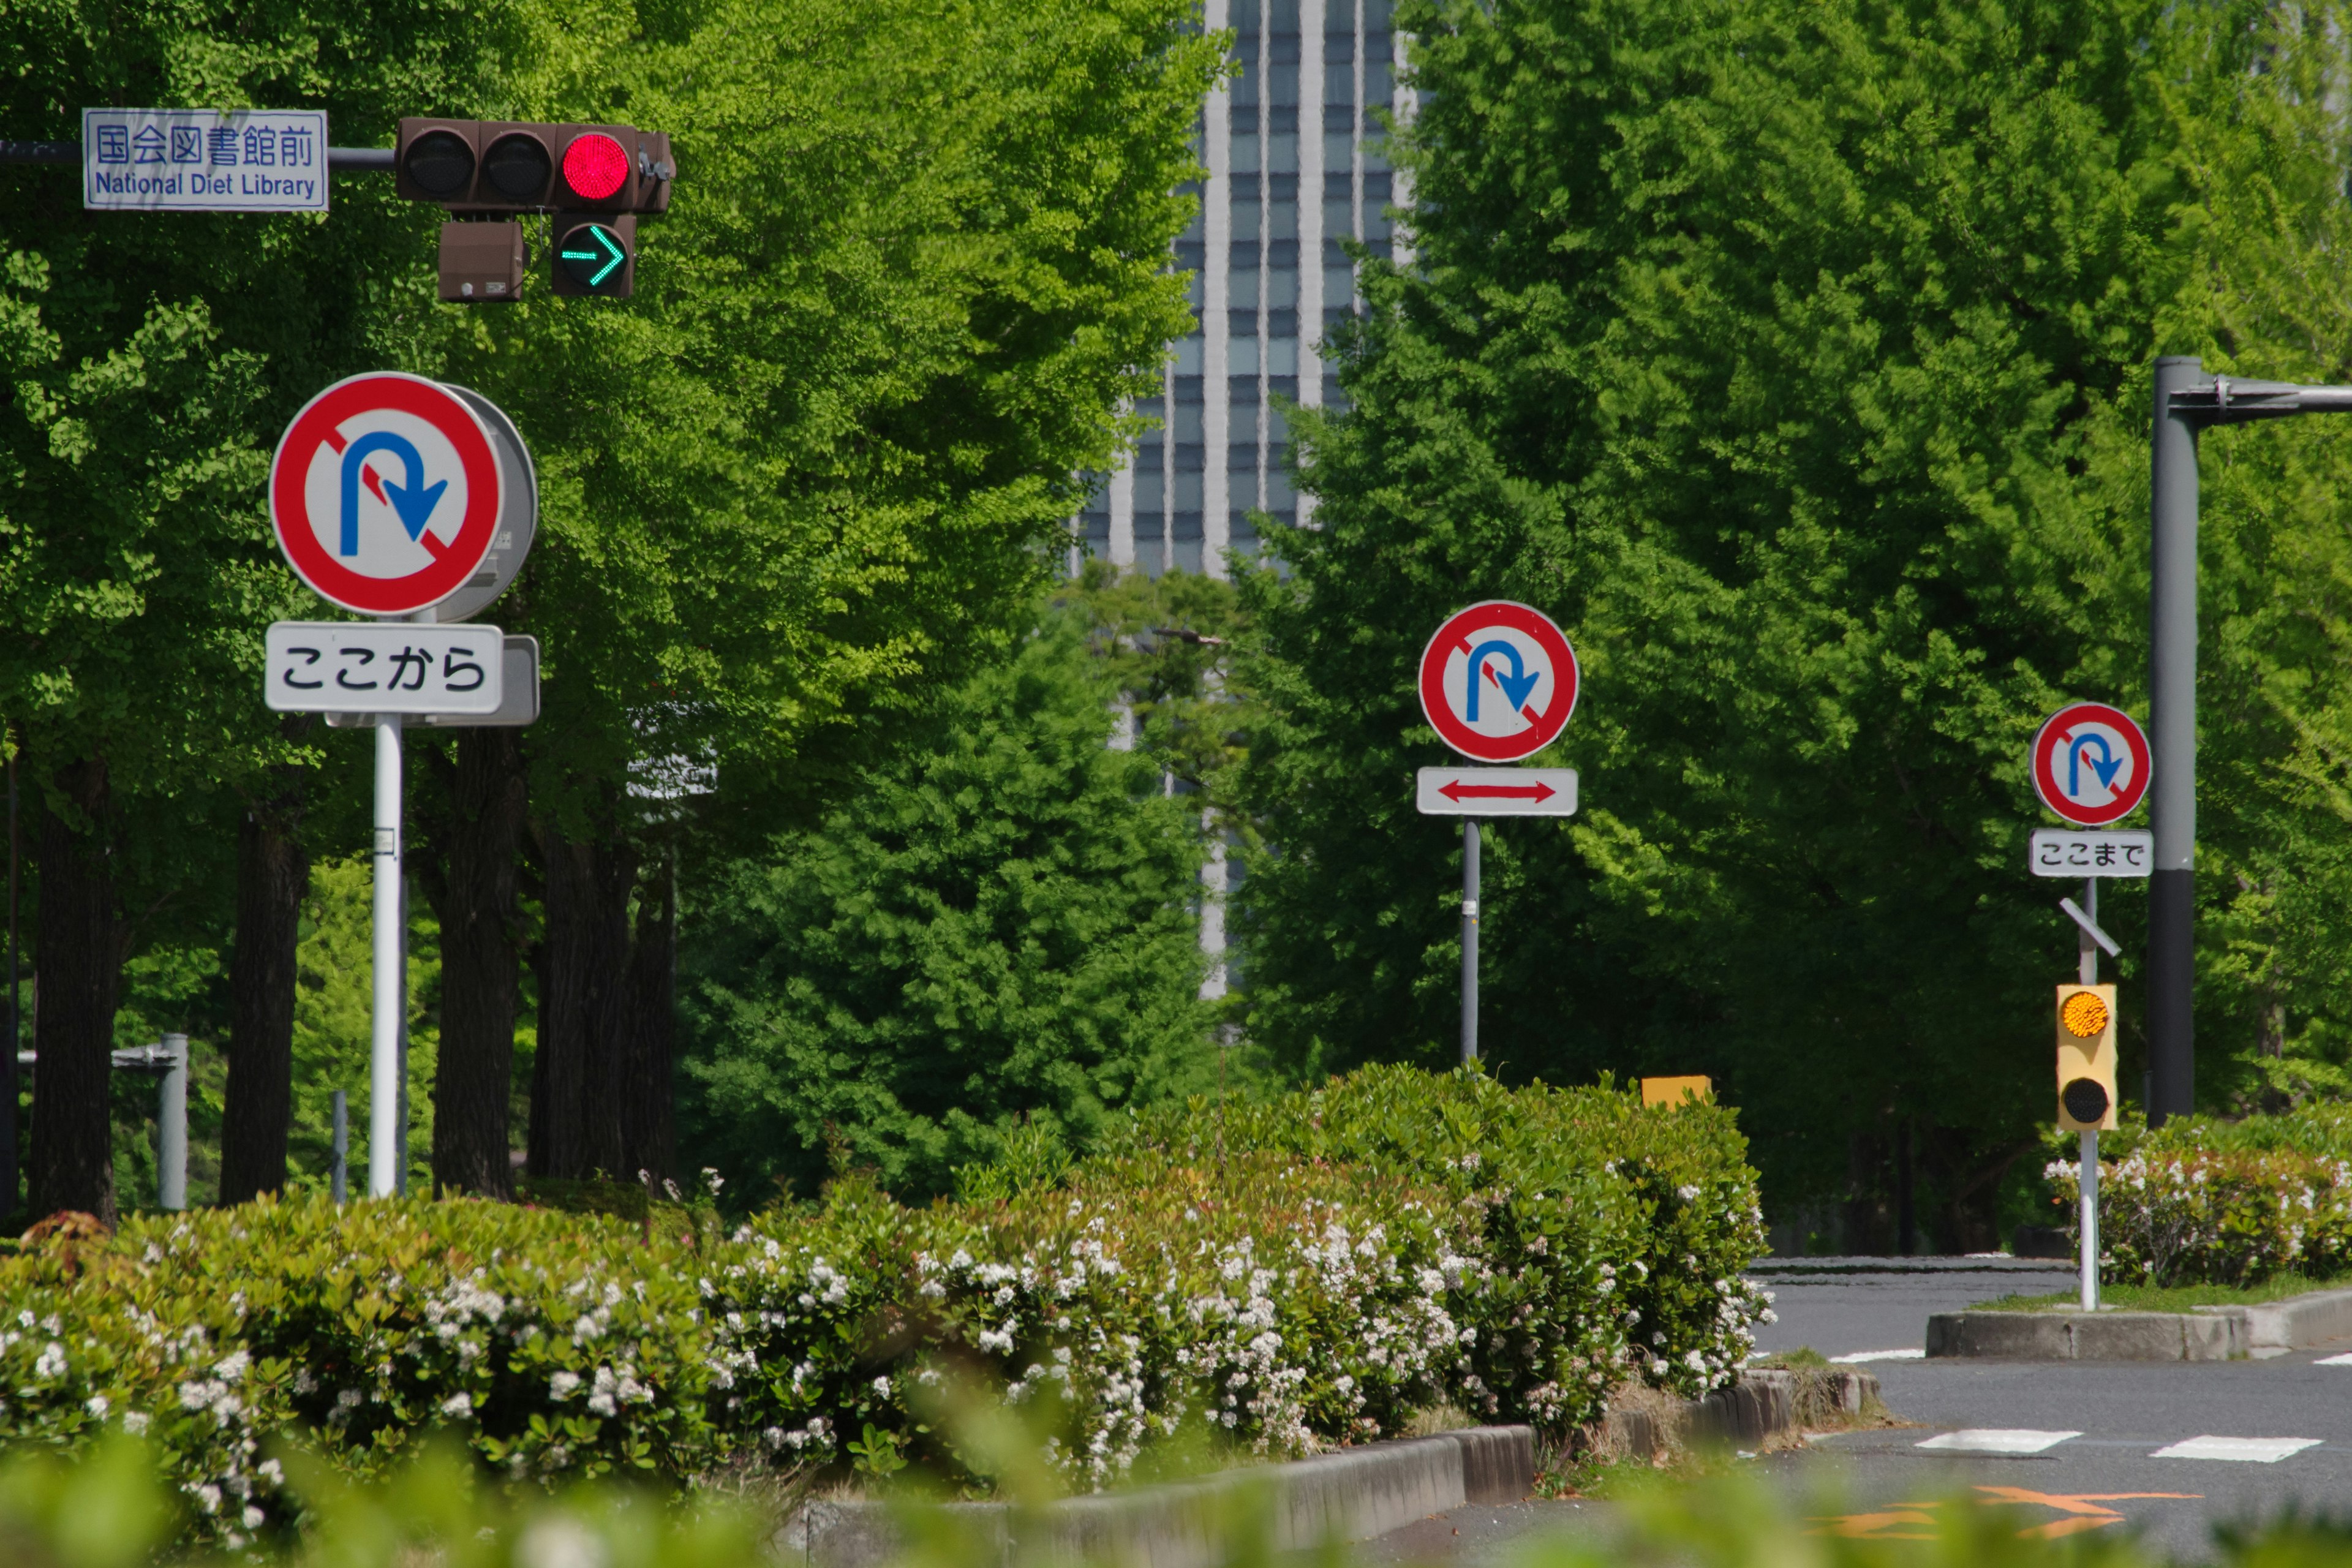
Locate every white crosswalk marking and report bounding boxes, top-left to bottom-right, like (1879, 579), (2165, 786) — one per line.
(1917, 1429), (2079, 1455)
(1831, 1349), (1924, 1363)
(2152, 1436), (2320, 1463)
(2315, 1351), (2352, 1366)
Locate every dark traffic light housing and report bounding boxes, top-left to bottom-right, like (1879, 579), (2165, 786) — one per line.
(395, 119), (673, 299)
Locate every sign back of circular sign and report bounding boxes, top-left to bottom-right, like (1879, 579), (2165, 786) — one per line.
(1418, 600), (1580, 763)
(269, 372), (505, 617)
(429, 383), (537, 624)
(2031, 701), (2151, 826)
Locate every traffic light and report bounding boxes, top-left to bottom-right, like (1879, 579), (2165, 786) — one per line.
(394, 119), (673, 300)
(551, 214), (634, 296)
(2056, 982), (2119, 1131)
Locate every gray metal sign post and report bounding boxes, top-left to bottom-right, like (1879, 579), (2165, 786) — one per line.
(2078, 880), (2101, 1311)
(1417, 768), (1578, 1066)
(1461, 821), (1479, 1064)
(2148, 361), (2352, 1122)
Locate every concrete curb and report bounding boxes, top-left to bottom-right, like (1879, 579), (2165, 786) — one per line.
(777, 1426), (1537, 1568)
(1926, 1284), (2352, 1361)
(1588, 1367), (1872, 1458)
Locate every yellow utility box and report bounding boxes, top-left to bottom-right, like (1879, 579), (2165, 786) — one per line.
(1641, 1075), (1713, 1109)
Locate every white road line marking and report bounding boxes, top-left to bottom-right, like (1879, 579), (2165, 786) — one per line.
(1831, 1349), (1925, 1363)
(1917, 1429), (2080, 1455)
(2151, 1436), (2322, 1464)
(2315, 1352), (2352, 1366)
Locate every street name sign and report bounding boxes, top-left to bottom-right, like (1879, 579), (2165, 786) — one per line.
(265, 622), (504, 715)
(2030, 701), (2150, 827)
(1416, 767), (1578, 816)
(269, 372), (505, 616)
(83, 108), (327, 212)
(2030, 829), (2152, 879)
(1417, 600), (1579, 763)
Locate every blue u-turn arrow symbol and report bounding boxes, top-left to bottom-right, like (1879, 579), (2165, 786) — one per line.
(339, 432), (447, 556)
(2067, 731), (2124, 797)
(1464, 639), (1540, 722)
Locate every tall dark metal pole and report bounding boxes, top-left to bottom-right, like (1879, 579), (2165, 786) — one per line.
(1461, 820), (1479, 1064)
(2148, 357), (2202, 1126)
(2144, 364), (2352, 1125)
(3, 745), (17, 1216)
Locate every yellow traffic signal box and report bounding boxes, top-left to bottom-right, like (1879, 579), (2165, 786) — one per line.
(2056, 983), (2118, 1131)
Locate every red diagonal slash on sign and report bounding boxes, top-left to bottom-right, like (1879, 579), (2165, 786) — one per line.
(1439, 779), (1556, 804)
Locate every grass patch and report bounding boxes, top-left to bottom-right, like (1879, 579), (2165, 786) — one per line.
(1972, 1272), (2352, 1312)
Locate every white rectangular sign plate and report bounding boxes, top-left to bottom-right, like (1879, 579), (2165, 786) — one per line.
(267, 622), (502, 715)
(83, 108), (327, 212)
(1416, 767), (1578, 816)
(2029, 829), (2152, 879)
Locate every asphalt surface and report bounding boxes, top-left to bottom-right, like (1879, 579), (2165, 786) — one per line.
(1362, 1256), (2352, 1563)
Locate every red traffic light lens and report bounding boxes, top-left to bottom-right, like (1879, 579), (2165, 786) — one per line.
(562, 134), (630, 200)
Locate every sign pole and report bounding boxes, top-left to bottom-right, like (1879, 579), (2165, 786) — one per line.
(368, 711), (403, 1198)
(1461, 820), (1479, 1065)
(2079, 876), (2099, 1312)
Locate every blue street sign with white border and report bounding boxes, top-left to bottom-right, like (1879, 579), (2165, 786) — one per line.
(83, 108), (328, 212)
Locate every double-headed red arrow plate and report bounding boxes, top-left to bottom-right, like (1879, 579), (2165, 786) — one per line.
(1415, 767), (1579, 817)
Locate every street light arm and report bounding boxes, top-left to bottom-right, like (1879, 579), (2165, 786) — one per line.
(2166, 377), (2352, 424)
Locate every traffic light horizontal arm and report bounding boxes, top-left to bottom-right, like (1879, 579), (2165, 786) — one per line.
(0, 140), (394, 170)
(2165, 377), (2352, 425)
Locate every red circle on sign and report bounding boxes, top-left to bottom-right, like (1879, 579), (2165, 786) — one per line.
(1417, 601), (1580, 763)
(268, 372), (503, 616)
(2031, 702), (2151, 826)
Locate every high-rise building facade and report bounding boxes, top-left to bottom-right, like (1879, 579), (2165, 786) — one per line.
(1078, 0), (1408, 579)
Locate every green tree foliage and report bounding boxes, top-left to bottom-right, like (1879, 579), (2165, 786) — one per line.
(391, 0), (1224, 823)
(0, 0), (1218, 1207)
(1240, 0), (2352, 1245)
(676, 610), (1215, 1204)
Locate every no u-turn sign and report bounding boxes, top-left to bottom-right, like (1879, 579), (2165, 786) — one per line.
(1418, 601), (1579, 763)
(269, 372), (505, 616)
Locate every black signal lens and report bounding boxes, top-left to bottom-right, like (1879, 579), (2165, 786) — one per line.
(2061, 1077), (2110, 1125)
(481, 134), (552, 203)
(401, 129), (475, 197)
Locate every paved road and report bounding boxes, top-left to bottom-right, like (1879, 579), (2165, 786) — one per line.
(1747, 1253), (2074, 1360)
(1363, 1256), (2352, 1562)
(1748, 1256), (2352, 1559)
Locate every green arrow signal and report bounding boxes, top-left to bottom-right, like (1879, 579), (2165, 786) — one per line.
(559, 224), (625, 288)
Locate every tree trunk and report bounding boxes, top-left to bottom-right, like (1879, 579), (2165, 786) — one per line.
(621, 851), (677, 1184)
(218, 793), (307, 1205)
(530, 823), (634, 1180)
(425, 729), (527, 1198)
(29, 758), (121, 1225)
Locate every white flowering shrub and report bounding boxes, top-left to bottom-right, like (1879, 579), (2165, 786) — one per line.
(2049, 1123), (2352, 1287)
(1105, 1065), (1771, 1404)
(0, 1067), (1767, 1543)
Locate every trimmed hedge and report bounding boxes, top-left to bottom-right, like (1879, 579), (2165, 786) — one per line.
(2048, 1107), (2352, 1286)
(0, 1066), (1766, 1543)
